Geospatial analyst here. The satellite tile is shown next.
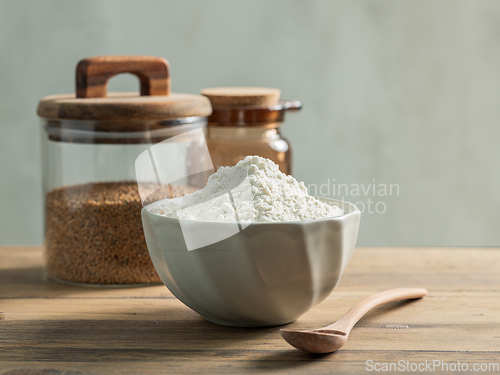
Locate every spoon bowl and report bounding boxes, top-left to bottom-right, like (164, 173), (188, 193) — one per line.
(280, 329), (348, 353)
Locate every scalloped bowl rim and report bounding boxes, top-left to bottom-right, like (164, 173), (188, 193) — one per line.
(143, 196), (360, 225)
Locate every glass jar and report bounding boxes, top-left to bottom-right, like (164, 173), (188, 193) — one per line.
(201, 87), (301, 174)
(37, 56), (212, 286)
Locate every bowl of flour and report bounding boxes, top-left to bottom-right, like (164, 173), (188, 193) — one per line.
(141, 156), (360, 327)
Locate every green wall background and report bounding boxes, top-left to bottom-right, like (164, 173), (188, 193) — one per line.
(1, 0), (499, 246)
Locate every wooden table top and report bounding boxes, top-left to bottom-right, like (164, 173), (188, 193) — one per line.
(1, 246), (499, 374)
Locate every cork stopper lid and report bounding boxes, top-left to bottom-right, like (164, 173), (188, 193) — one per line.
(201, 86), (301, 126)
(37, 56), (212, 121)
(201, 87), (281, 107)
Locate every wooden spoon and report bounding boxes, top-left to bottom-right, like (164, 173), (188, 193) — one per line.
(280, 288), (427, 354)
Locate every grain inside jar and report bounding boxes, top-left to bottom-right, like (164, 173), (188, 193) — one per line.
(45, 181), (196, 285)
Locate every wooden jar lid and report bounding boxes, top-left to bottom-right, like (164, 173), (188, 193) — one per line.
(201, 87), (281, 107)
(37, 56), (212, 121)
(38, 92), (211, 121)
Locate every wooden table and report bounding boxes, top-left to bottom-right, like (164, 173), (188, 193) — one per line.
(1, 247), (499, 374)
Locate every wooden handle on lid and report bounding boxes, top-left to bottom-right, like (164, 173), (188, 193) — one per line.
(76, 56), (170, 98)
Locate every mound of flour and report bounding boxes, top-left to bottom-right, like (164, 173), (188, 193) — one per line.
(151, 156), (343, 222)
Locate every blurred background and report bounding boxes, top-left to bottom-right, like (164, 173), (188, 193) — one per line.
(1, 0), (499, 246)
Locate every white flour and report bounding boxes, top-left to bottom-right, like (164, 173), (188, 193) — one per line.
(152, 156), (344, 222)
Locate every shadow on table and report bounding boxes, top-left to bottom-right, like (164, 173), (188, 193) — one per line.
(3, 300), (422, 366)
(3, 316), (282, 361)
(0, 265), (60, 296)
(1, 264), (425, 369)
(0, 265), (93, 298)
(0, 265), (168, 298)
(1, 265), (283, 364)
(243, 349), (338, 371)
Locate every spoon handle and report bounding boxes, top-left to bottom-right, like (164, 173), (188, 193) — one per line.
(324, 288), (427, 334)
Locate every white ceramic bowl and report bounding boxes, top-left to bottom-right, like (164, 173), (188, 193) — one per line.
(141, 198), (360, 327)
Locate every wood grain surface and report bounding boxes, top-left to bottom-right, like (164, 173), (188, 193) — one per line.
(1, 247), (499, 374)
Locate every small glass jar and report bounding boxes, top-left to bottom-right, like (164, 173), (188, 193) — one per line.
(37, 56), (212, 286)
(201, 88), (301, 174)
